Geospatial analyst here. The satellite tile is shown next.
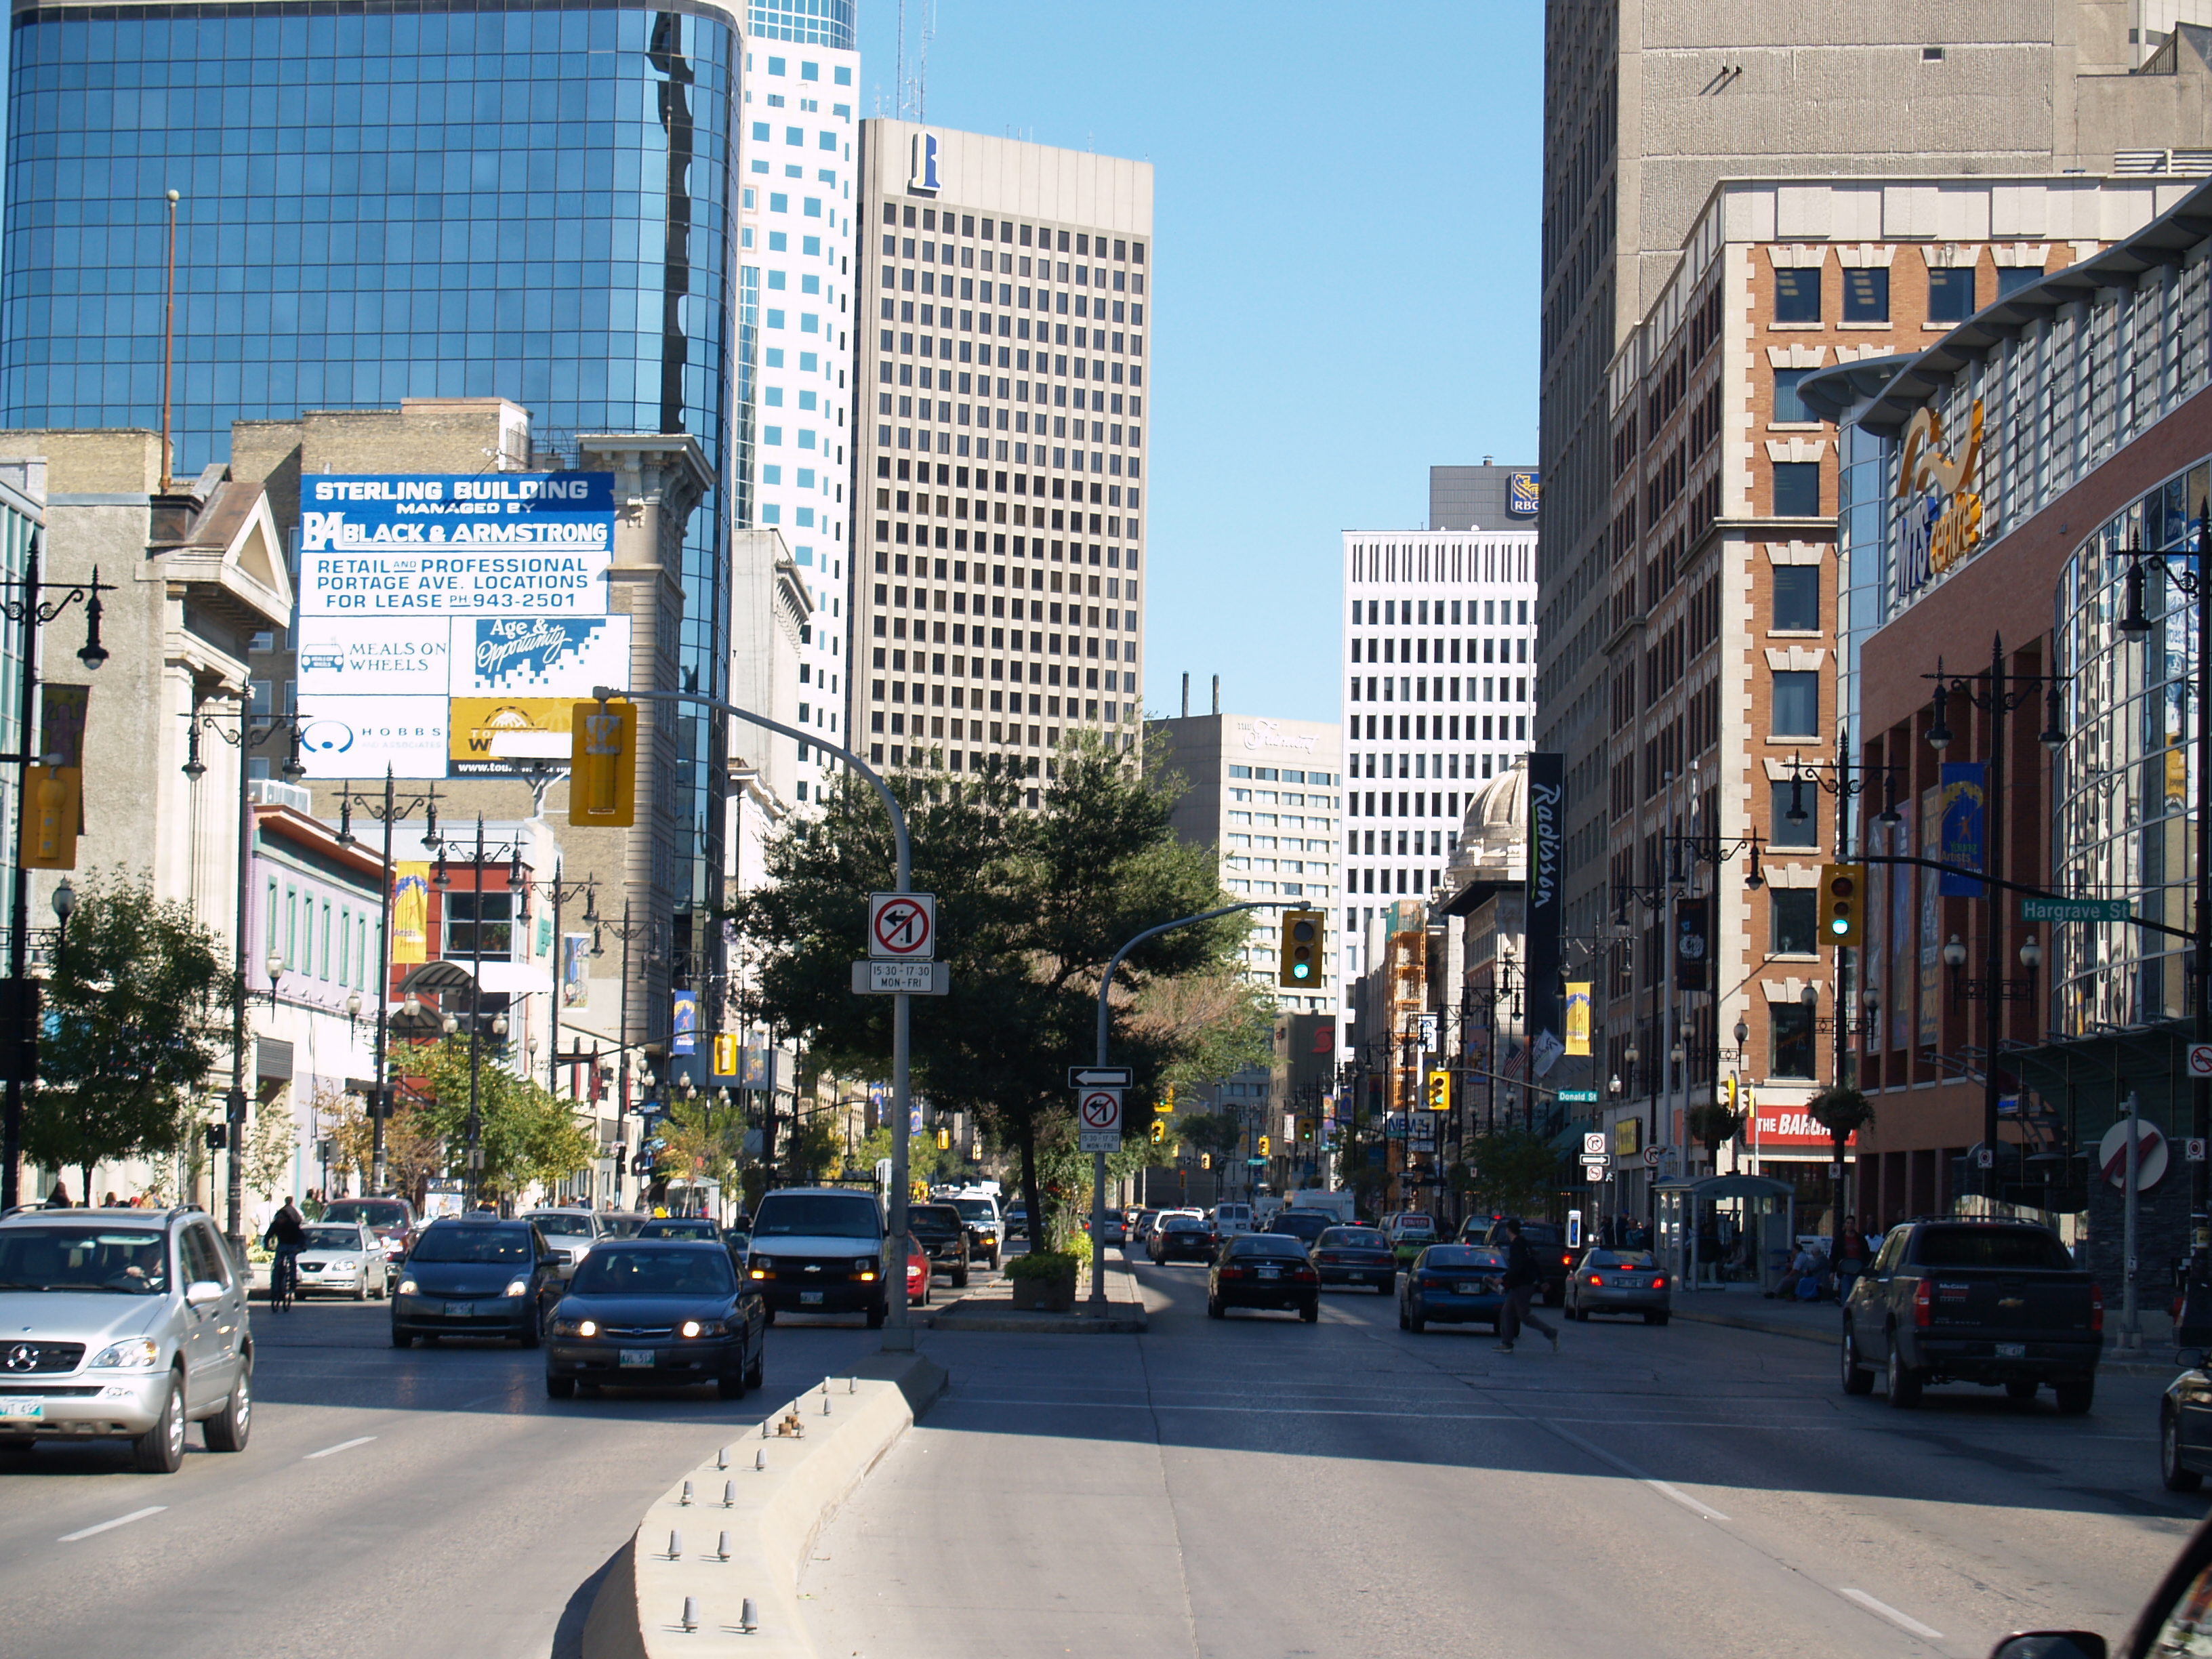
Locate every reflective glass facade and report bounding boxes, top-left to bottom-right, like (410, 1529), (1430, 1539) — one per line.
(1, 0), (742, 910)
(745, 0), (851, 49)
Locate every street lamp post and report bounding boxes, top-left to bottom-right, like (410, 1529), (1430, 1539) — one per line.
(335, 771), (440, 1196)
(592, 897), (657, 1212)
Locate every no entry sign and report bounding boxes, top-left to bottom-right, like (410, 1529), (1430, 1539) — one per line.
(868, 892), (936, 960)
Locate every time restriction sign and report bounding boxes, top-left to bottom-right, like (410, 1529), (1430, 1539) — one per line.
(868, 892), (936, 960)
(1077, 1087), (1123, 1151)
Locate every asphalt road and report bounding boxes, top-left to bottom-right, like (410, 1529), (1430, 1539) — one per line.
(0, 1292), (893, 1659)
(798, 1250), (2208, 1659)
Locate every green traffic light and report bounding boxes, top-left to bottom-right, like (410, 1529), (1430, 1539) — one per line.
(1829, 916), (1850, 935)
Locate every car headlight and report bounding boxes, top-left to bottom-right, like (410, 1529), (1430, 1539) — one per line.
(504, 1277), (529, 1297)
(853, 1256), (876, 1271)
(89, 1338), (161, 1370)
(396, 1278), (418, 1296)
(553, 1317), (598, 1338)
(750, 1255), (773, 1273)
(678, 1319), (728, 1338)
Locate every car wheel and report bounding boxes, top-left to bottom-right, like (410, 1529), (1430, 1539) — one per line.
(2054, 1375), (2095, 1416)
(0, 1437), (32, 1456)
(1643, 1311), (1669, 1326)
(865, 1303), (886, 1330)
(1841, 1328), (1875, 1395)
(716, 1372), (748, 1400)
(762, 1303), (776, 1326)
(1397, 1301), (1410, 1331)
(1299, 1300), (1318, 1324)
(2165, 1407), (2205, 1492)
(517, 1313), (542, 1350)
(132, 1375), (186, 1474)
(354, 1275), (369, 1302)
(954, 1270), (970, 1289)
(2005, 1379), (2039, 1404)
(743, 1336), (765, 1391)
(1886, 1338), (1922, 1408)
(1408, 1303), (1426, 1334)
(390, 1328), (413, 1349)
(546, 1375), (577, 1400)
(203, 1366), (251, 1453)
(1208, 1296), (1225, 1320)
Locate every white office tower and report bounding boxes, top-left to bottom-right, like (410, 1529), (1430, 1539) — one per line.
(740, 19), (859, 802)
(1340, 528), (1539, 928)
(851, 121), (1153, 791)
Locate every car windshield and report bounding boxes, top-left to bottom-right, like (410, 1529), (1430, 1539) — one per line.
(1229, 1235), (1307, 1258)
(1586, 1251), (1655, 1269)
(753, 1194), (882, 1239)
(527, 1213), (596, 1238)
(1162, 1216), (1205, 1232)
(409, 1226), (534, 1263)
(1914, 1227), (2074, 1270)
(1422, 1247), (1505, 1270)
(951, 1200), (997, 1222)
(909, 1207), (962, 1233)
(638, 1221), (716, 1238)
(323, 1201), (408, 1230)
(301, 1226), (366, 1250)
(571, 1246), (735, 1296)
(1269, 1212), (1329, 1239)
(1515, 1223), (1562, 1244)
(1321, 1229), (1388, 1248)
(0, 1226), (170, 1294)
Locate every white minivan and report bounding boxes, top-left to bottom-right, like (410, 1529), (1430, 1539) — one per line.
(1212, 1203), (1254, 1237)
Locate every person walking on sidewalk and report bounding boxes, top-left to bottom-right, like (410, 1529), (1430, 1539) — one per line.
(1494, 1217), (1560, 1355)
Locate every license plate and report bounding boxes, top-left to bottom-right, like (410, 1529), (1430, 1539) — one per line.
(1456, 1282), (1479, 1295)
(619, 1349), (655, 1368)
(1613, 1277), (1641, 1288)
(800, 1290), (825, 1305)
(1258, 1267), (1280, 1279)
(0, 1400), (43, 1418)
(443, 1300), (473, 1318)
(1996, 1341), (2026, 1359)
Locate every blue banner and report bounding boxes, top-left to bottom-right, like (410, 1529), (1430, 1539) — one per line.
(670, 990), (697, 1054)
(1938, 762), (1986, 897)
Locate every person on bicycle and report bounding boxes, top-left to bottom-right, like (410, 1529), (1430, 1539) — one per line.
(263, 1197), (306, 1309)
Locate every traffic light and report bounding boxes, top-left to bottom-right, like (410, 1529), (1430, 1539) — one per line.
(1298, 1118), (1314, 1144)
(1258, 1134), (1271, 1157)
(569, 697), (636, 827)
(1200, 1153), (1212, 1170)
(21, 765), (79, 870)
(1719, 1076), (1736, 1110)
(1150, 1118), (1166, 1145)
(936, 1127), (950, 1151)
(1277, 908), (1324, 988)
(1820, 862), (1866, 946)
(1425, 1069), (1450, 1112)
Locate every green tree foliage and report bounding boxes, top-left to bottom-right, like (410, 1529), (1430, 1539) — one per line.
(398, 1037), (597, 1201)
(24, 870), (227, 1197)
(1465, 1128), (1565, 1218)
(726, 739), (1250, 1249)
(1684, 1103), (1743, 1171)
(1173, 1111), (1246, 1161)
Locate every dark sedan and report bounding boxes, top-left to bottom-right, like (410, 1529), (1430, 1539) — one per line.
(1311, 1225), (1397, 1294)
(1149, 1214), (1214, 1264)
(638, 1216), (747, 1279)
(390, 1215), (563, 1348)
(1399, 1245), (1509, 1334)
(546, 1240), (765, 1400)
(907, 1203), (972, 1288)
(1208, 1232), (1319, 1322)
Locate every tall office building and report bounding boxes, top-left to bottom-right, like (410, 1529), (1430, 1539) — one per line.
(850, 122), (1152, 790)
(738, 16), (858, 804)
(1536, 5), (2212, 964)
(1428, 461), (1539, 533)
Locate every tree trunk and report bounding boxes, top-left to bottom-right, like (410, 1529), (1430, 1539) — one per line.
(1016, 1113), (1046, 1256)
(80, 1164), (95, 1210)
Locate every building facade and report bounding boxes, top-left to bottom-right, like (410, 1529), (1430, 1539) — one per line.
(1429, 461), (1540, 533)
(851, 121), (1152, 790)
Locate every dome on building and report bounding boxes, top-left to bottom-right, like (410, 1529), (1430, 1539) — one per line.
(1446, 756), (1528, 887)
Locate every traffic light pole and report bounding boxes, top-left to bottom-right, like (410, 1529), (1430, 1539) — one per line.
(1094, 900), (1274, 1317)
(593, 687), (916, 1351)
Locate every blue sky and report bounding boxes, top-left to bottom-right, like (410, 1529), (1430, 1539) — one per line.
(856, 1), (1542, 728)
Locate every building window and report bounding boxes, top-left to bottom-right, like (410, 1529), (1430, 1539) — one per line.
(1927, 266), (1976, 323)
(1773, 462), (1820, 516)
(1771, 888), (1818, 955)
(1841, 267), (1889, 324)
(1774, 268), (1821, 324)
(443, 893), (514, 962)
(1772, 368), (1814, 423)
(1770, 1003), (1816, 1078)
(1772, 565), (1820, 630)
(1771, 671), (1819, 737)
(1997, 265), (2045, 298)
(1769, 780), (1819, 848)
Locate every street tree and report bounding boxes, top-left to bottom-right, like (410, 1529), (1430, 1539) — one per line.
(1465, 1128), (1563, 1218)
(398, 1037), (597, 1202)
(726, 738), (1250, 1249)
(23, 869), (227, 1200)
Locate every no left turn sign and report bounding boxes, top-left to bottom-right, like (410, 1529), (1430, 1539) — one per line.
(869, 892), (936, 960)
(1078, 1088), (1124, 1135)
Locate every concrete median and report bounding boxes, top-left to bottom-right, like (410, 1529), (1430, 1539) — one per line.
(580, 1350), (945, 1659)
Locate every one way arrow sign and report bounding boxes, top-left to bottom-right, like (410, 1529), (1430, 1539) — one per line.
(1069, 1065), (1132, 1088)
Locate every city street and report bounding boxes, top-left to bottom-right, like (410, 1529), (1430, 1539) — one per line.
(800, 1251), (2205, 1659)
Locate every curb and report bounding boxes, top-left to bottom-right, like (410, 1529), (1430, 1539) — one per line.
(1670, 1305), (2180, 1374)
(924, 1306), (1146, 1333)
(581, 1349), (946, 1659)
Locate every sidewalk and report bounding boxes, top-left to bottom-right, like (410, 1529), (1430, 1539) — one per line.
(1668, 1285), (2180, 1372)
(922, 1253), (1148, 1334)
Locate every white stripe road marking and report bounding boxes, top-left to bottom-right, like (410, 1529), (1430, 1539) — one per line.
(1841, 1589), (1945, 1642)
(1538, 1420), (1732, 1521)
(304, 1435), (377, 1460)
(58, 1506), (165, 1543)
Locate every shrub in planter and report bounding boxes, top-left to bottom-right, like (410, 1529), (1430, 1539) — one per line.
(1005, 1249), (1079, 1311)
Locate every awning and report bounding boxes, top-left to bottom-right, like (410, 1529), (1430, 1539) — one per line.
(396, 959), (554, 998)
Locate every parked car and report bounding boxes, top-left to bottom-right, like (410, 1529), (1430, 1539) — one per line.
(319, 1196), (417, 1267)
(1004, 1204), (1029, 1242)
(1565, 1248), (1670, 1324)
(745, 1187), (889, 1328)
(1399, 1244), (1510, 1334)
(907, 1203), (972, 1287)
(1841, 1218), (2102, 1411)
(1099, 1212), (1128, 1246)
(1265, 1209), (1332, 1246)
(0, 1204), (254, 1471)
(293, 1221), (391, 1300)
(1473, 1216), (1573, 1305)
(390, 1214), (564, 1348)
(1149, 1214), (1215, 1264)
(1311, 1225), (1397, 1294)
(524, 1208), (609, 1279)
(545, 1238), (765, 1401)
(905, 1233), (930, 1307)
(948, 1194), (1002, 1268)
(1207, 1231), (1320, 1322)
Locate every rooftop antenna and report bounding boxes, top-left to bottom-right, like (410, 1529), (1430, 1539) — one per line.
(1181, 672), (1189, 718)
(1211, 674), (1220, 716)
(917, 0), (934, 123)
(894, 0), (905, 121)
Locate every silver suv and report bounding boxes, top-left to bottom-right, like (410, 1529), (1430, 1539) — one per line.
(0, 1205), (253, 1472)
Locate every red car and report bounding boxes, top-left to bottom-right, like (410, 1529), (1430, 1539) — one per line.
(905, 1233), (930, 1307)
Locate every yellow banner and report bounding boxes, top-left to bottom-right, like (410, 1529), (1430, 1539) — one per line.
(1612, 1116), (1642, 1156)
(448, 698), (573, 765)
(392, 862), (430, 964)
(1564, 983), (1591, 1057)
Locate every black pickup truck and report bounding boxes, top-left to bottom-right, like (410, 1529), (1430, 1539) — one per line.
(905, 1203), (972, 1288)
(1841, 1218), (2102, 1412)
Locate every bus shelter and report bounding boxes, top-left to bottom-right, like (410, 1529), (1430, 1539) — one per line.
(1653, 1175), (1797, 1294)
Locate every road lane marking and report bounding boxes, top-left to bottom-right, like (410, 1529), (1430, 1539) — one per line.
(58, 1506), (165, 1542)
(1539, 1420), (1731, 1521)
(1840, 1589), (1945, 1641)
(304, 1435), (377, 1460)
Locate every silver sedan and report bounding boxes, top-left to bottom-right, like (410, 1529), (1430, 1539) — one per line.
(295, 1222), (391, 1300)
(1564, 1248), (1671, 1325)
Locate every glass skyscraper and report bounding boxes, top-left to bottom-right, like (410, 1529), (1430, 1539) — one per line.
(0, 0), (741, 910)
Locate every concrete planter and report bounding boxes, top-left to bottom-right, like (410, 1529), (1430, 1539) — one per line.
(1009, 1272), (1077, 1312)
